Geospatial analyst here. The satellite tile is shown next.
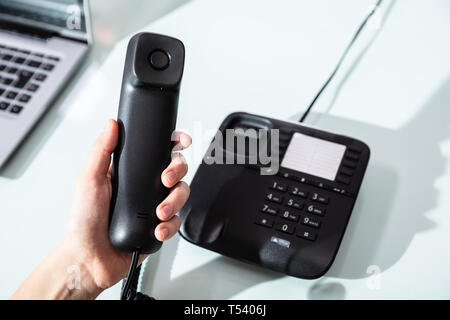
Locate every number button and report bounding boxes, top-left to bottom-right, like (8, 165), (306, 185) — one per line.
(266, 193), (283, 203)
(306, 204), (326, 216)
(296, 229), (317, 241)
(275, 222), (295, 234)
(286, 198), (303, 210)
(281, 210), (299, 222)
(271, 181), (287, 192)
(311, 192), (329, 204)
(301, 216), (321, 228)
(260, 204), (278, 216)
(290, 186), (308, 198)
(255, 216), (274, 228)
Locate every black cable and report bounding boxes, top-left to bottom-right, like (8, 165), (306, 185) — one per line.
(121, 249), (141, 300)
(299, 0), (383, 123)
(120, 249), (155, 300)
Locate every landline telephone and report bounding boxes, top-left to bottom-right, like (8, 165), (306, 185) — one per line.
(179, 112), (369, 278)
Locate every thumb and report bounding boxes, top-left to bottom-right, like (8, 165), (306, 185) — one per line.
(82, 119), (118, 180)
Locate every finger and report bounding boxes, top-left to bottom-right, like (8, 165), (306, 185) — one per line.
(156, 181), (190, 221)
(161, 154), (188, 188)
(107, 163), (113, 178)
(171, 131), (192, 152)
(83, 119), (118, 180)
(154, 215), (181, 241)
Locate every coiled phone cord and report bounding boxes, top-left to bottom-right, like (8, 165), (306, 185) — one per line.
(299, 0), (384, 123)
(119, 0), (384, 300)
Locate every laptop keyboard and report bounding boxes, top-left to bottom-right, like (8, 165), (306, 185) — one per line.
(0, 43), (60, 116)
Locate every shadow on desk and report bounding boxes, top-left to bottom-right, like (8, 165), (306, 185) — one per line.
(320, 75), (450, 280)
(142, 234), (283, 299)
(142, 75), (450, 299)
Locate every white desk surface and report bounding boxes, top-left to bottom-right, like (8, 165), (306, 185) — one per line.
(1, 0), (450, 299)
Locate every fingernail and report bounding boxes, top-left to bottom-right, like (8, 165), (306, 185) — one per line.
(159, 228), (169, 240)
(160, 204), (172, 220)
(165, 170), (177, 185)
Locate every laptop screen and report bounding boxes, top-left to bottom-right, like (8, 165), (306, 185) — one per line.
(0, 0), (88, 42)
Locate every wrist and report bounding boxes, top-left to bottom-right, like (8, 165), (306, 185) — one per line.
(11, 239), (104, 300)
(56, 239), (104, 299)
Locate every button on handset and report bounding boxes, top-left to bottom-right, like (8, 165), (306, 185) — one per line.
(108, 33), (185, 254)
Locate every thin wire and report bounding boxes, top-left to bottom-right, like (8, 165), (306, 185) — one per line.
(121, 249), (141, 300)
(299, 0), (384, 123)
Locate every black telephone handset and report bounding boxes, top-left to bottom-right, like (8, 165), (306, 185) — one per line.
(109, 32), (185, 255)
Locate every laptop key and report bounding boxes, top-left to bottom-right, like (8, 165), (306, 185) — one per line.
(46, 56), (60, 61)
(42, 63), (55, 71)
(1, 54), (12, 61)
(0, 64), (6, 71)
(34, 73), (47, 82)
(18, 94), (31, 103)
(0, 88), (4, 96)
(10, 105), (23, 114)
(5, 91), (18, 99)
(14, 69), (34, 89)
(0, 101), (10, 110)
(27, 60), (41, 68)
(26, 83), (39, 92)
(13, 57), (26, 64)
(2, 78), (13, 85)
(7, 67), (18, 74)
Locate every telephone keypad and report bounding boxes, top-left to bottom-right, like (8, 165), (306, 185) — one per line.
(257, 179), (333, 243)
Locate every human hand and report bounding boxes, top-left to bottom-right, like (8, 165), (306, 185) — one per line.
(11, 119), (191, 300)
(64, 119), (191, 294)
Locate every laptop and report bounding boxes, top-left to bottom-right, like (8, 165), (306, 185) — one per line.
(0, 0), (92, 168)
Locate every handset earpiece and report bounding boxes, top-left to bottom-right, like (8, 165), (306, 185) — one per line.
(109, 32), (185, 254)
